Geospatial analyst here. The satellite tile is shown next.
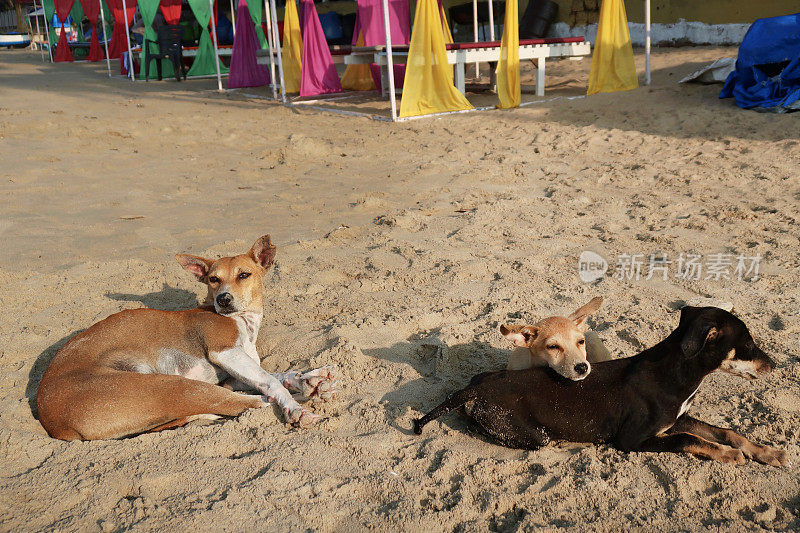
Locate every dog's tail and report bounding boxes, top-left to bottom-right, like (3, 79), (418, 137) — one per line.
(413, 388), (477, 435)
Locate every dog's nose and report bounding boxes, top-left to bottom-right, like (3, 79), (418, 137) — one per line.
(574, 363), (589, 375)
(216, 292), (233, 307)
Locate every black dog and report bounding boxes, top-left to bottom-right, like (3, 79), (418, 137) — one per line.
(414, 307), (788, 466)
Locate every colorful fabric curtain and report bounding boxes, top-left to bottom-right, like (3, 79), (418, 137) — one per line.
(587, 0), (637, 95)
(228, 0), (269, 87)
(495, 0), (520, 108)
(282, 0), (302, 92)
(70, 1), (85, 41)
(108, 0), (136, 67)
(187, 0), (229, 76)
(41, 0), (59, 54)
(53, 0), (75, 61)
(159, 0), (181, 24)
(357, 0), (409, 90)
(138, 0), (175, 77)
(399, 0), (472, 118)
(299, 0), (341, 96)
(78, 0), (104, 60)
(100, 0), (112, 41)
(340, 21), (375, 91)
(245, 0), (267, 48)
(437, 0), (452, 44)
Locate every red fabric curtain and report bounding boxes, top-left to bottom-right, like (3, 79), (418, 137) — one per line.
(160, 0), (181, 25)
(107, 0), (137, 73)
(79, 0), (104, 61)
(53, 0), (76, 61)
(211, 1), (219, 31)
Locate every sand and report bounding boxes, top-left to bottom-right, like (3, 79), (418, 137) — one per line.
(1, 47), (799, 531)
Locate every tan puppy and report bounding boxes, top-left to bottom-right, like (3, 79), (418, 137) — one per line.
(36, 235), (336, 441)
(500, 296), (610, 380)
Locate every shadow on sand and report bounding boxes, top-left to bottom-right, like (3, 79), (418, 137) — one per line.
(6, 50), (799, 143)
(26, 331), (84, 419)
(106, 283), (200, 311)
(363, 332), (511, 440)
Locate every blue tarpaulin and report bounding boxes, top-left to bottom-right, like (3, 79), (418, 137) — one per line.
(720, 13), (800, 111)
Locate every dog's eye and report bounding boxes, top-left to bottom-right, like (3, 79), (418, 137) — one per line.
(238, 272), (251, 280)
(547, 345), (559, 350)
(577, 339), (585, 346)
(208, 276), (220, 284)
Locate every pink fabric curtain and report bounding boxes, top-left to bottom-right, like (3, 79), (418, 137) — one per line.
(227, 0), (269, 88)
(79, 0), (104, 61)
(299, 0), (342, 96)
(351, 10), (361, 45)
(53, 0), (75, 62)
(356, 0), (408, 89)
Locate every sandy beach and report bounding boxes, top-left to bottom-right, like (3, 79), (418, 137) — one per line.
(1, 46), (799, 531)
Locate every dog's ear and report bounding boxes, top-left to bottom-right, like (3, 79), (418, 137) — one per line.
(679, 315), (720, 358)
(175, 254), (215, 281)
(568, 296), (603, 333)
(500, 325), (539, 347)
(249, 235), (276, 270)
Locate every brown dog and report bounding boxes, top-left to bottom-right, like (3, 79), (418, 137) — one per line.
(500, 296), (610, 380)
(36, 235), (336, 441)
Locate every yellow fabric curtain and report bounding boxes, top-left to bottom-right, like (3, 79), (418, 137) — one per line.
(587, 0), (638, 95)
(282, 0), (303, 93)
(495, 0), (520, 108)
(440, 4), (453, 45)
(341, 30), (376, 91)
(399, 0), (473, 117)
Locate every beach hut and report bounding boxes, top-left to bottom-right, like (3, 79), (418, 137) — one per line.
(113, 0), (227, 85)
(36, 0), (230, 85)
(256, 0), (589, 121)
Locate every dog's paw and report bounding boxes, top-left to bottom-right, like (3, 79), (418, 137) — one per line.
(297, 366), (338, 401)
(752, 446), (790, 467)
(717, 446), (747, 465)
(285, 406), (323, 428)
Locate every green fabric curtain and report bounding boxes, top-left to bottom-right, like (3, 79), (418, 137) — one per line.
(138, 0), (175, 77)
(42, 0), (59, 50)
(187, 0), (228, 76)
(42, 0), (102, 50)
(70, 1), (85, 41)
(245, 0), (267, 49)
(100, 0), (112, 41)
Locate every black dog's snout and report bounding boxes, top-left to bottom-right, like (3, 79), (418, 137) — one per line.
(216, 292), (233, 307)
(574, 363), (589, 375)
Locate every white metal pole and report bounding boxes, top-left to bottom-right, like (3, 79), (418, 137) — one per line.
(487, 0), (494, 41)
(268, 0), (286, 103)
(208, 0), (224, 90)
(230, 0), (236, 36)
(381, 0), (396, 121)
(99, 0), (112, 76)
(121, 0), (135, 79)
(472, 0), (478, 76)
(644, 0), (650, 85)
(42, 1), (54, 61)
(263, 0), (277, 99)
(32, 0), (45, 61)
